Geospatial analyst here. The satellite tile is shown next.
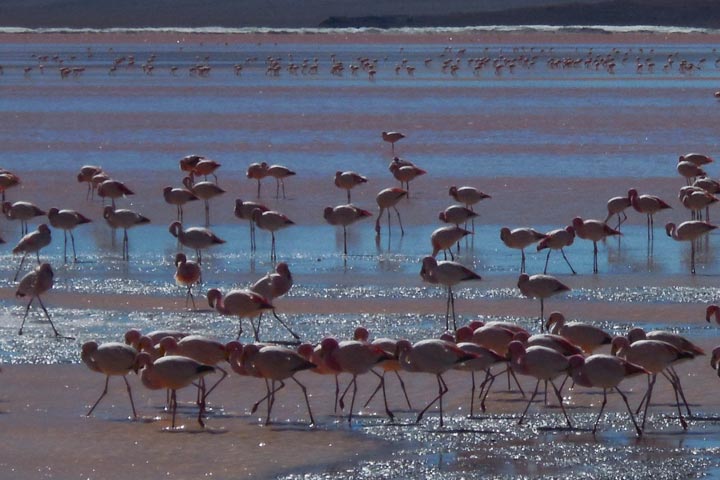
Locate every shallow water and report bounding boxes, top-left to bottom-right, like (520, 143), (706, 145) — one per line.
(2, 35), (720, 478)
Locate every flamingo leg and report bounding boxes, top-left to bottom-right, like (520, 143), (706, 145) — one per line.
(271, 232), (276, 262)
(519, 379), (541, 425)
(592, 388), (609, 434)
(14, 252), (28, 281)
(291, 375), (315, 425)
(550, 379), (572, 428)
(343, 226), (348, 255)
(543, 250), (551, 274)
(371, 369), (394, 421)
(347, 375), (358, 424)
(416, 373), (448, 426)
(691, 241), (696, 275)
(185, 285), (197, 309)
(561, 248), (576, 275)
(123, 375), (138, 418)
(87, 376), (110, 417)
(469, 371), (476, 417)
(394, 370), (412, 409)
(520, 249), (526, 273)
(662, 370), (688, 429)
(63, 230), (68, 264)
(668, 366), (692, 417)
(363, 374), (383, 409)
(251, 378), (272, 414)
(641, 374), (657, 430)
(19, 296), (35, 335)
(204, 200), (210, 226)
(70, 230), (78, 263)
(203, 366), (227, 401)
(271, 309), (300, 340)
(615, 386), (642, 436)
(393, 206), (404, 236)
(37, 295), (67, 338)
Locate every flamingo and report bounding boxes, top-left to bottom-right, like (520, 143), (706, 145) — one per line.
(179, 154), (204, 174)
(162, 186), (198, 222)
(249, 262), (300, 341)
(0, 171), (21, 202)
(545, 312), (612, 354)
(568, 354), (647, 435)
(453, 339), (508, 416)
(77, 165), (102, 200)
(431, 225), (471, 260)
(234, 199), (269, 251)
(536, 226), (576, 274)
(382, 131), (405, 154)
(572, 217), (620, 274)
(389, 162), (425, 197)
(517, 273), (571, 329)
(680, 153), (713, 166)
(103, 206), (150, 261)
(81, 341), (140, 418)
(507, 340), (573, 427)
(267, 164), (296, 199)
(246, 162), (269, 197)
(677, 160), (706, 185)
(611, 336), (694, 430)
(448, 186), (490, 232)
(124, 329), (188, 351)
(397, 338), (477, 427)
(206, 288), (273, 340)
(3, 201), (46, 235)
(47, 207), (91, 263)
(706, 304), (720, 325)
(319, 337), (393, 424)
(500, 227), (547, 273)
(375, 187), (407, 236)
(239, 344), (316, 425)
(665, 221), (717, 274)
(12, 223), (51, 281)
(253, 209), (294, 262)
(168, 221), (225, 264)
(334, 171), (368, 203)
(174, 252), (201, 309)
(420, 256), (481, 331)
(324, 204), (372, 256)
(97, 179), (134, 208)
(16, 262), (69, 338)
(678, 187), (717, 220)
(137, 353), (216, 429)
(604, 194), (632, 230)
(191, 158), (221, 184)
(182, 176), (225, 226)
(628, 188), (672, 243)
(439, 205), (478, 229)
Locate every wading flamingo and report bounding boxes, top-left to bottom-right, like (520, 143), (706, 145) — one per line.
(420, 256), (481, 331)
(81, 341), (140, 418)
(47, 207), (91, 263)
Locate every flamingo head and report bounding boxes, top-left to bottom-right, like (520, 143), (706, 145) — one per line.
(610, 336), (630, 356)
(664, 222), (676, 237)
(207, 288), (222, 309)
(320, 337), (339, 354)
(102, 205), (115, 220)
(455, 326), (473, 343)
(158, 336), (178, 356)
(513, 330), (530, 344)
(706, 304), (720, 323)
(174, 252), (187, 267)
(438, 211), (447, 222)
(168, 221), (182, 238)
(439, 332), (455, 343)
(545, 311), (565, 332)
(448, 186), (458, 198)
(711, 346), (720, 371)
(506, 340), (526, 361)
(353, 326), (370, 342)
(124, 329), (142, 347)
(627, 327), (647, 343)
(468, 320), (484, 331)
(571, 217), (584, 229)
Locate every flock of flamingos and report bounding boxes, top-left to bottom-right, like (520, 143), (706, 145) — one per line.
(5, 131), (720, 436)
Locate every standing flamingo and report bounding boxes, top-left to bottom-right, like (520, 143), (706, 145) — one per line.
(3, 201), (46, 235)
(382, 131), (405, 154)
(253, 209), (294, 262)
(182, 176), (225, 226)
(375, 187), (407, 237)
(174, 252), (201, 309)
(16, 262), (69, 338)
(397, 338), (477, 427)
(665, 221), (718, 274)
(234, 199), (269, 251)
(572, 217), (620, 274)
(680, 153), (713, 166)
(163, 186), (198, 222)
(545, 312), (612, 354)
(568, 354), (646, 435)
(334, 171), (368, 203)
(517, 273), (571, 329)
(0, 171), (20, 202)
(604, 194), (632, 230)
(439, 205), (478, 228)
(191, 158), (221, 184)
(77, 165), (103, 200)
(324, 204), (372, 255)
(448, 186), (490, 232)
(536, 226), (576, 274)
(246, 162), (269, 197)
(389, 162), (426, 197)
(103, 206), (150, 261)
(97, 179), (134, 208)
(420, 256), (481, 331)
(206, 288), (274, 340)
(500, 227), (547, 273)
(81, 341), (140, 418)
(12, 223), (51, 281)
(267, 164), (296, 199)
(628, 188), (672, 243)
(47, 207), (91, 263)
(137, 353), (216, 429)
(168, 221), (225, 264)
(507, 341), (573, 427)
(431, 225), (471, 260)
(249, 262), (300, 341)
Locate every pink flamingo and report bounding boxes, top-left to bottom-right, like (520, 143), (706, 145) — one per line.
(500, 227), (547, 273)
(103, 207), (150, 261)
(334, 171), (368, 203)
(536, 226), (576, 274)
(191, 158), (221, 184)
(397, 338), (477, 427)
(323, 204), (372, 255)
(431, 225), (471, 260)
(12, 223), (51, 281)
(0, 171), (20, 202)
(81, 341), (140, 418)
(389, 162), (425, 197)
(517, 273), (571, 329)
(604, 193), (632, 230)
(137, 353), (216, 429)
(16, 262), (70, 338)
(249, 262), (300, 341)
(76, 165), (102, 200)
(439, 205), (478, 228)
(163, 186), (198, 222)
(382, 131), (405, 154)
(47, 207), (91, 263)
(665, 220), (718, 274)
(234, 199), (269, 251)
(568, 354), (647, 435)
(207, 288), (273, 340)
(174, 252), (201, 309)
(375, 187), (407, 236)
(507, 340), (573, 427)
(572, 217), (620, 274)
(449, 186), (490, 232)
(182, 176), (225, 226)
(420, 256), (481, 331)
(246, 162), (269, 197)
(545, 312), (611, 354)
(97, 179), (134, 209)
(628, 188), (672, 243)
(253, 209), (295, 262)
(267, 164), (296, 199)
(168, 221), (225, 264)
(3, 201), (46, 235)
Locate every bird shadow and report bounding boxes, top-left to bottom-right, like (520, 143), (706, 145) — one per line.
(686, 413), (720, 422)
(428, 427), (496, 434)
(535, 425), (578, 433)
